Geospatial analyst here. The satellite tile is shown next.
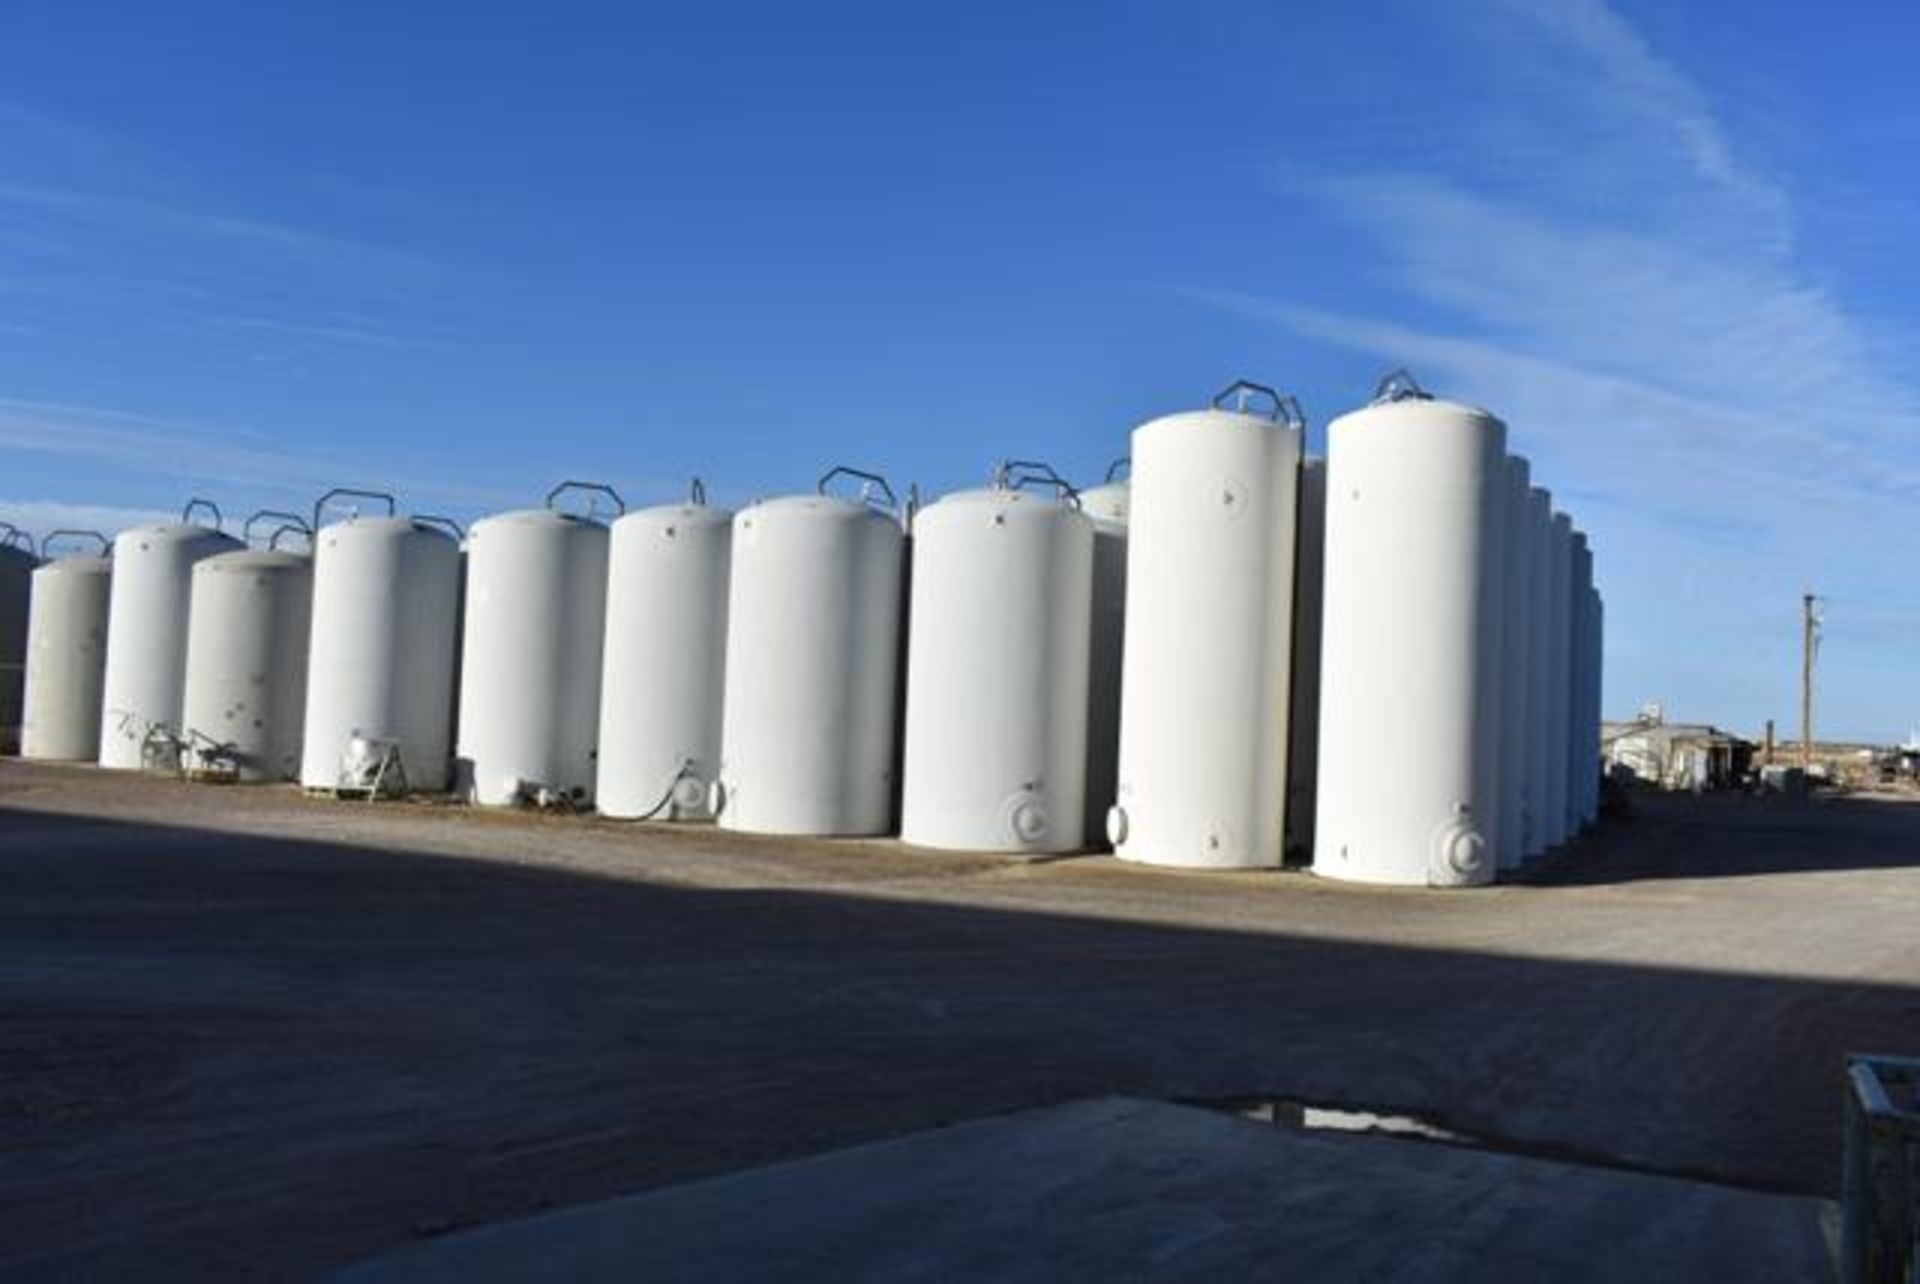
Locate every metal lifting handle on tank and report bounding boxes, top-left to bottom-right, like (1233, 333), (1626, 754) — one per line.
(688, 477), (708, 506)
(312, 487), (397, 533)
(995, 460), (1082, 506)
(181, 498), (224, 531)
(266, 523), (313, 552)
(244, 509), (312, 548)
(1370, 368), (1433, 404)
(0, 523), (33, 553)
(1104, 458), (1131, 484)
(545, 480), (626, 520)
(412, 514), (465, 542)
(40, 529), (110, 558)
(1211, 380), (1306, 430)
(817, 466), (898, 513)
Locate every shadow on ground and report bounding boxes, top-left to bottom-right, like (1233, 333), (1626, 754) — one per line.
(2, 799), (1917, 1279)
(1520, 789), (1920, 884)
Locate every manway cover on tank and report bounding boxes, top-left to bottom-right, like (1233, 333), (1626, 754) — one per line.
(1313, 372), (1507, 887)
(180, 534), (314, 783)
(21, 531), (113, 762)
(455, 482), (614, 807)
(0, 523), (40, 754)
(300, 490), (463, 794)
(98, 501), (243, 769)
(597, 479), (733, 821)
(1110, 381), (1304, 870)
(716, 467), (905, 837)
(901, 462), (1094, 853)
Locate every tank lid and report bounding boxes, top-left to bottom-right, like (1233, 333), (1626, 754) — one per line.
(929, 485), (1067, 513)
(0, 521), (37, 557)
(617, 499), (734, 526)
(546, 480), (625, 521)
(744, 492), (896, 518)
(198, 548), (311, 572)
(1078, 481), (1130, 526)
(36, 553), (111, 572)
(117, 521), (242, 546)
(991, 459), (1081, 508)
(1212, 379), (1307, 430)
(39, 529), (111, 559)
(475, 506), (608, 529)
(817, 465), (899, 516)
(313, 486), (398, 532)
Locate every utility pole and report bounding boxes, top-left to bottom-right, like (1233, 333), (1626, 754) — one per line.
(1800, 593), (1821, 771)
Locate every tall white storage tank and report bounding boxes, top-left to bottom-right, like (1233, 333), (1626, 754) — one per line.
(1284, 456), (1326, 863)
(1314, 373), (1507, 887)
(98, 501), (243, 769)
(21, 533), (113, 761)
(1543, 512), (1574, 848)
(1569, 534), (1596, 832)
(1078, 461), (1129, 850)
(1522, 488), (1553, 859)
(456, 483), (615, 807)
(598, 480), (733, 820)
(901, 463), (1094, 853)
(1586, 589), (1605, 824)
(1109, 381), (1302, 870)
(0, 525), (38, 753)
(180, 541), (314, 782)
(1497, 457), (1534, 869)
(300, 491), (463, 794)
(715, 468), (905, 836)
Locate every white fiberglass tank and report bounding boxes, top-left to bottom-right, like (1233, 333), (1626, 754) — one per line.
(1314, 372), (1507, 887)
(901, 462), (1094, 853)
(21, 532), (113, 761)
(98, 501), (243, 769)
(1543, 511), (1574, 848)
(1496, 457), (1534, 870)
(598, 479), (733, 820)
(1522, 488), (1553, 859)
(300, 489), (464, 793)
(0, 524), (39, 753)
(716, 467), (905, 836)
(456, 482), (615, 807)
(1109, 380), (1303, 870)
(1568, 533), (1596, 833)
(1586, 588), (1605, 824)
(1284, 455), (1326, 864)
(180, 520), (315, 782)
(1077, 460), (1129, 849)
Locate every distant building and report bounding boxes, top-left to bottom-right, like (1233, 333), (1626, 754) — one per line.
(1602, 715), (1753, 791)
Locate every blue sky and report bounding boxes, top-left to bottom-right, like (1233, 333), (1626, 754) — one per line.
(2, 0), (1917, 740)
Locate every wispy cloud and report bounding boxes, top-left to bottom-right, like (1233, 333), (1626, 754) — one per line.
(0, 499), (173, 545)
(1191, 0), (1920, 735)
(0, 181), (441, 280)
(196, 312), (455, 353)
(0, 397), (520, 516)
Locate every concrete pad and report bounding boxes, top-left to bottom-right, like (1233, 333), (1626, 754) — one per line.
(336, 1098), (1834, 1282)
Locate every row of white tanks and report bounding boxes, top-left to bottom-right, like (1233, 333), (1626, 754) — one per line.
(5, 371), (1604, 886)
(1303, 373), (1604, 885)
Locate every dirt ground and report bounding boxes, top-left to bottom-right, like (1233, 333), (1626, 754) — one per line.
(3, 759), (1917, 1280)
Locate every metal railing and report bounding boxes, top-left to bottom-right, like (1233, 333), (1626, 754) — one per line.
(1843, 1053), (1920, 1283)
